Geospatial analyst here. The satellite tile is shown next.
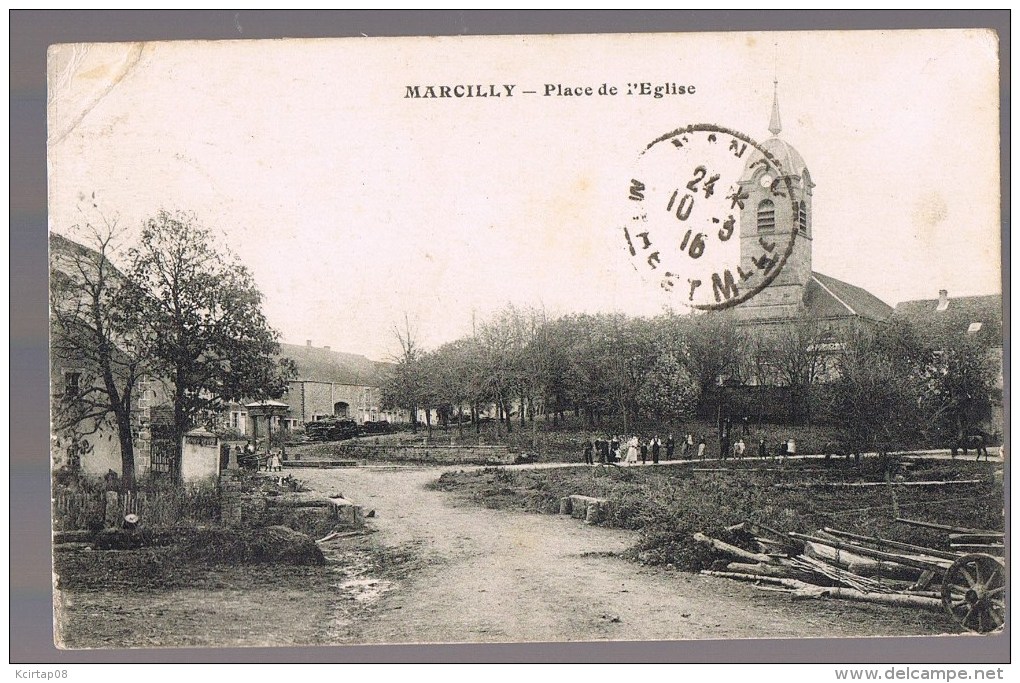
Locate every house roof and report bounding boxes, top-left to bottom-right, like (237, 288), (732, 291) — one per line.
(279, 343), (394, 387)
(805, 272), (894, 322)
(892, 293), (1003, 346)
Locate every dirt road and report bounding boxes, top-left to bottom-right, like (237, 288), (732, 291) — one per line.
(297, 466), (957, 644)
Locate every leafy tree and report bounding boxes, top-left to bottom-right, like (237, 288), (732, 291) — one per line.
(637, 351), (701, 424)
(673, 311), (746, 396)
(126, 210), (291, 481)
(910, 321), (999, 443)
(826, 324), (921, 454)
(477, 307), (525, 435)
(50, 214), (152, 488)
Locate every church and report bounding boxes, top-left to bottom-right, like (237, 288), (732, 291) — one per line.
(730, 83), (893, 330)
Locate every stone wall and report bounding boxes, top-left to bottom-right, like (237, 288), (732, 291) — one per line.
(219, 471), (363, 537)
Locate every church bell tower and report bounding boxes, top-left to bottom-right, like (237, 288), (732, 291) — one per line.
(735, 81), (815, 322)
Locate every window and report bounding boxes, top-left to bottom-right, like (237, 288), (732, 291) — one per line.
(797, 201), (809, 235)
(757, 200), (775, 233)
(63, 371), (81, 397)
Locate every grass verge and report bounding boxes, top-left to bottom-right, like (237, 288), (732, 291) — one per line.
(430, 458), (1003, 570)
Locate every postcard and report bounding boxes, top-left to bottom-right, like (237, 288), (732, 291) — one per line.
(48, 29), (1004, 649)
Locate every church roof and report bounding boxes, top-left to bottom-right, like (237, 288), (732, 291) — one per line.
(805, 272), (894, 322)
(747, 137), (808, 179)
(278, 342), (393, 387)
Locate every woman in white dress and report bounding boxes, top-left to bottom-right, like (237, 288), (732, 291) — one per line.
(626, 436), (639, 465)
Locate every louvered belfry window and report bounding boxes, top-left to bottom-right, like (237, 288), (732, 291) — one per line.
(757, 199), (776, 233)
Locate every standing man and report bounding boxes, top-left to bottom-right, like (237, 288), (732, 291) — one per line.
(665, 434), (675, 461)
(720, 421), (731, 461)
(758, 438), (768, 459)
(651, 436), (661, 464)
(583, 438), (594, 465)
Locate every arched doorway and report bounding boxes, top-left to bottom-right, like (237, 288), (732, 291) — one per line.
(333, 401), (350, 418)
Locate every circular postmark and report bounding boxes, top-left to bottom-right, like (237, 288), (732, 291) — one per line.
(622, 124), (800, 310)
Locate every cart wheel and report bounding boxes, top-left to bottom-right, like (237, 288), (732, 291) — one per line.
(941, 553), (1005, 633)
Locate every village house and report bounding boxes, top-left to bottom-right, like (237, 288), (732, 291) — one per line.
(223, 341), (410, 441)
(892, 289), (1004, 438)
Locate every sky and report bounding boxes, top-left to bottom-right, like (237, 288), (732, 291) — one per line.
(47, 30), (1001, 361)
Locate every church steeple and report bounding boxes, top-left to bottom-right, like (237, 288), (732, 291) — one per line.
(768, 79), (782, 136)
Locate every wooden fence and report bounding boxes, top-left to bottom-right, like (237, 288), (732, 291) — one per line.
(53, 485), (220, 530)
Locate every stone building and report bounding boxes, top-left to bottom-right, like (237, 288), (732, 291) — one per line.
(224, 341), (410, 437)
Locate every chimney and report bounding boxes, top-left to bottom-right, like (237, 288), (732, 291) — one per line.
(937, 289), (949, 312)
(306, 339), (312, 347)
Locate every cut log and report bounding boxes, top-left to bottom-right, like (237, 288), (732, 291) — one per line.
(810, 587), (943, 611)
(558, 497), (571, 515)
(737, 520), (802, 554)
(700, 570), (815, 590)
(823, 527), (961, 561)
(790, 554), (896, 594)
(802, 541), (910, 579)
(895, 518), (1001, 535)
(724, 562), (816, 582)
(702, 571), (943, 611)
(790, 532), (951, 572)
(692, 533), (772, 563)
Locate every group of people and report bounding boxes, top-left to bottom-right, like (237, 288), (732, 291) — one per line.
(582, 431), (800, 464)
(234, 442), (283, 472)
(582, 433), (708, 466)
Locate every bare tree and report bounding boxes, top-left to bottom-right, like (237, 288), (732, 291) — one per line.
(383, 313), (424, 434)
(768, 320), (829, 424)
(50, 212), (151, 489)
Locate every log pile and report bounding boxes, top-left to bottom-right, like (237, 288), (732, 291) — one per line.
(695, 519), (995, 612)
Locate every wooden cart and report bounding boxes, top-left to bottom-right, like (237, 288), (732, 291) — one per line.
(791, 527), (1005, 633)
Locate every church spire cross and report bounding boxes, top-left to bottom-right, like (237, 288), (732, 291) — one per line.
(769, 79), (782, 136)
